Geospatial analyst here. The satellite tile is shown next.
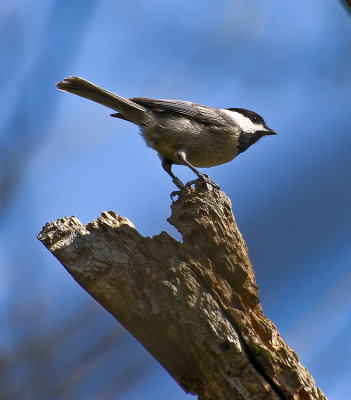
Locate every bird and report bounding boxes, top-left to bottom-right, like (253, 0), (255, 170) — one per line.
(56, 77), (277, 190)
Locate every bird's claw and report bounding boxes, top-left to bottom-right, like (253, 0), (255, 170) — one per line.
(170, 190), (181, 200)
(185, 175), (220, 190)
(170, 175), (220, 200)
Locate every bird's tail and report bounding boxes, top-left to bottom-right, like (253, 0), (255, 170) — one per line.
(56, 77), (150, 125)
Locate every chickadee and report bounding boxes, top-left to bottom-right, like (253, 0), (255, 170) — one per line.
(56, 77), (277, 190)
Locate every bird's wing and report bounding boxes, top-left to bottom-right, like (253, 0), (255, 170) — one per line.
(130, 98), (229, 126)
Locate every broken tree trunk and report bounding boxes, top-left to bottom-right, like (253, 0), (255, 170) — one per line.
(37, 186), (326, 400)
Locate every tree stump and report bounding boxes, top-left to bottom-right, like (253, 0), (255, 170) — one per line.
(37, 186), (327, 400)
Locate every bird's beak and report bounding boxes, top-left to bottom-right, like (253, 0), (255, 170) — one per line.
(265, 128), (277, 135)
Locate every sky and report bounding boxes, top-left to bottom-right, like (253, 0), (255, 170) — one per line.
(0, 0), (350, 399)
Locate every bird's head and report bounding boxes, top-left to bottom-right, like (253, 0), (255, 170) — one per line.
(226, 108), (277, 154)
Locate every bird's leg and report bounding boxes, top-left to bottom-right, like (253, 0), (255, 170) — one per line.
(175, 149), (220, 190)
(161, 158), (185, 190)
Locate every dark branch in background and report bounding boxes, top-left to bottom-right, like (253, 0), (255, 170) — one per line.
(38, 186), (327, 400)
(342, 0), (351, 14)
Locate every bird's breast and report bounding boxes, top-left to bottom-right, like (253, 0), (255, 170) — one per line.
(141, 120), (240, 167)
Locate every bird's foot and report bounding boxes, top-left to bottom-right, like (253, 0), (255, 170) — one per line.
(185, 174), (220, 190)
(170, 175), (220, 200)
(170, 190), (181, 200)
(170, 178), (185, 200)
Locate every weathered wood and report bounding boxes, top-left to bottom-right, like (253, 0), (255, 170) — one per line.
(37, 185), (327, 400)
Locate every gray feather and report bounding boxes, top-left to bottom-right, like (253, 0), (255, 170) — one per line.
(131, 98), (229, 127)
(56, 77), (150, 125)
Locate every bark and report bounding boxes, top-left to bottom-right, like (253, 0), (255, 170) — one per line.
(37, 185), (327, 400)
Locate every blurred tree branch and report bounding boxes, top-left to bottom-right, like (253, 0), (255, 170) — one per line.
(38, 186), (327, 400)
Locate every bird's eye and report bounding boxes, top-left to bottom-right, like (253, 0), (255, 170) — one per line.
(252, 116), (258, 122)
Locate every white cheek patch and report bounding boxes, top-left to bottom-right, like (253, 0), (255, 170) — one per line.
(221, 109), (265, 133)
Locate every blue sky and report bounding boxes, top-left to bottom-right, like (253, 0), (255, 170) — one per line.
(1, 1), (350, 399)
